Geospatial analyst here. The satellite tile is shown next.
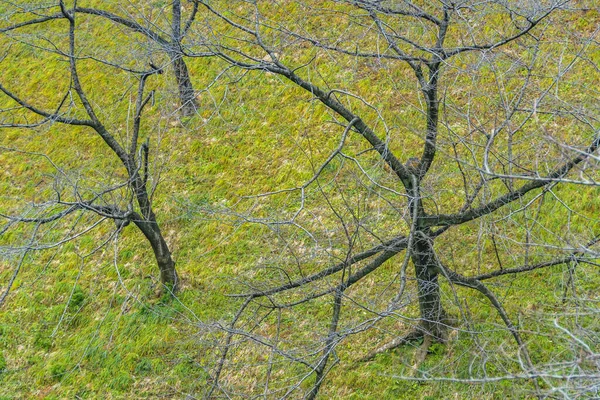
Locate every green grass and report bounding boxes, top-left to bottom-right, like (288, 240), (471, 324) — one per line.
(1, 2), (599, 399)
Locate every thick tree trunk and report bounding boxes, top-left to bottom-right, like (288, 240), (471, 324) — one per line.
(134, 217), (179, 291)
(170, 52), (198, 117)
(129, 168), (179, 291)
(411, 232), (446, 340)
(169, 0), (197, 117)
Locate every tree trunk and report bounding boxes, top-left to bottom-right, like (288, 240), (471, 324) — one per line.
(134, 217), (179, 291)
(411, 232), (446, 340)
(169, 0), (197, 117)
(170, 52), (198, 117)
(130, 169), (179, 292)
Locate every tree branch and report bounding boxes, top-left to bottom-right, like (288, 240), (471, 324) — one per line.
(424, 132), (600, 227)
(233, 235), (408, 299)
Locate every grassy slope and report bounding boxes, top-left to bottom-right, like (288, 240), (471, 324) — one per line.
(0, 2), (599, 399)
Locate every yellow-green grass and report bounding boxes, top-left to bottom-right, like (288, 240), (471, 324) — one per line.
(1, 2), (599, 398)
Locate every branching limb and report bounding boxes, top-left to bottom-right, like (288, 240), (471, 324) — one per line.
(307, 289), (344, 400)
(443, 7), (560, 59)
(231, 235), (407, 299)
(0, 82), (93, 127)
(441, 265), (538, 384)
(0, 224), (40, 307)
(0, 14), (63, 33)
(424, 131), (600, 227)
(130, 67), (160, 157)
(473, 235), (600, 281)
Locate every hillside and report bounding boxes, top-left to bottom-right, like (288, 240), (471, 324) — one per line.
(1, 1), (599, 399)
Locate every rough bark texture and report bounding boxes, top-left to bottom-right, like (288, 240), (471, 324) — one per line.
(171, 54), (198, 117)
(170, 0), (197, 117)
(407, 168), (446, 341)
(130, 168), (179, 291)
(131, 215), (178, 291)
(411, 233), (446, 340)
(137, 219), (179, 290)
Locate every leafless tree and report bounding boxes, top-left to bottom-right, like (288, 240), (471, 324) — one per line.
(1, 1), (598, 398)
(0, 0), (179, 303)
(175, 1), (600, 397)
(1, 1), (210, 116)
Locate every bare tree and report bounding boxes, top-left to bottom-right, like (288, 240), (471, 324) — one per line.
(0, 0), (179, 302)
(1, 1), (209, 116)
(1, 1), (598, 397)
(178, 1), (600, 397)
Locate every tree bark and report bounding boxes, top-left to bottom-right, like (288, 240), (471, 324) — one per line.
(411, 231), (446, 340)
(134, 217), (179, 291)
(170, 0), (197, 117)
(406, 168), (446, 341)
(171, 53), (198, 117)
(130, 167), (179, 291)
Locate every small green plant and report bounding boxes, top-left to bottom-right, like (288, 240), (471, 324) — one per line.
(68, 286), (86, 310)
(48, 363), (66, 382)
(429, 342), (445, 356)
(33, 334), (53, 352)
(0, 352), (7, 373)
(134, 358), (152, 374)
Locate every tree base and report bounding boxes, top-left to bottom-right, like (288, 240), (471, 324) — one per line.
(359, 315), (460, 362)
(359, 330), (424, 362)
